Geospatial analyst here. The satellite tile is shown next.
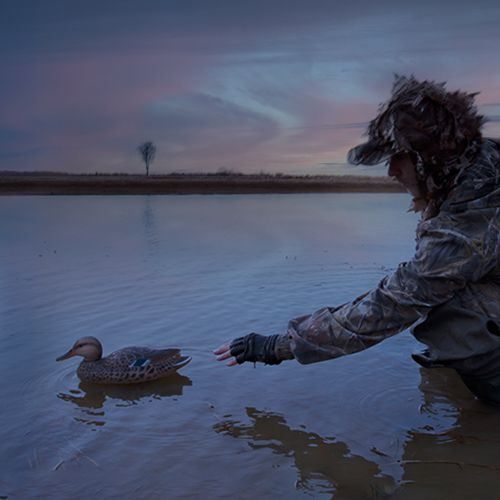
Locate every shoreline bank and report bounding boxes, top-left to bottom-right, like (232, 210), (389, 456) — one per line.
(0, 173), (404, 195)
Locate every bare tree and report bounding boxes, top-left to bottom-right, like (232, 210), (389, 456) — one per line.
(137, 141), (156, 176)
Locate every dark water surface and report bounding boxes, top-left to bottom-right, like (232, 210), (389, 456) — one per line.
(1, 194), (499, 499)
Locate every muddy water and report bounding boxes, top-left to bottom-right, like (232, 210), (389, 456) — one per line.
(1, 194), (499, 499)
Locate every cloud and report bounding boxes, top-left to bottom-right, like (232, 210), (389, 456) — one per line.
(1, 0), (500, 173)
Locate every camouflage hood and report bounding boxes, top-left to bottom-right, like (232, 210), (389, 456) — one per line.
(348, 75), (485, 167)
(348, 75), (486, 217)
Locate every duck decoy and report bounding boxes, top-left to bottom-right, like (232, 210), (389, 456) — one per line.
(56, 336), (191, 384)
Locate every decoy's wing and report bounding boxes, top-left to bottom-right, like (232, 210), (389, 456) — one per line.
(147, 348), (192, 370)
(106, 348), (191, 383)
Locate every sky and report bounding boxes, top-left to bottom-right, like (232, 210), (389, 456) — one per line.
(1, 0), (500, 175)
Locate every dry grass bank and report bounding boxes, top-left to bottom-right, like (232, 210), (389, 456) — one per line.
(0, 173), (404, 195)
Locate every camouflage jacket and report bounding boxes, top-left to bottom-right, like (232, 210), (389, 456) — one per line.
(287, 139), (500, 376)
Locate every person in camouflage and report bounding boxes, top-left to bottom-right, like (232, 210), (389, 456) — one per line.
(214, 75), (500, 406)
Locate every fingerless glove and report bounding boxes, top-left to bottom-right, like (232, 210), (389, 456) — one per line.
(229, 333), (293, 365)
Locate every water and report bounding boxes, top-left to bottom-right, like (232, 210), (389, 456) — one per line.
(1, 194), (499, 499)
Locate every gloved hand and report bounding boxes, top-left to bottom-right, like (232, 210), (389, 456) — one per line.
(230, 333), (282, 365)
(214, 333), (293, 366)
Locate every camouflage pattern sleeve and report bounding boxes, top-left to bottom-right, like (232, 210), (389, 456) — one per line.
(288, 203), (499, 365)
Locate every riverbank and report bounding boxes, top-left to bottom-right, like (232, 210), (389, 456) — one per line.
(0, 172), (404, 195)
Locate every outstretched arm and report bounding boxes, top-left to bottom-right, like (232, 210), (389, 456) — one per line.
(289, 208), (497, 364)
(216, 207), (497, 366)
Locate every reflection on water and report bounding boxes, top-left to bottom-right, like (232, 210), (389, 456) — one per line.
(398, 368), (500, 498)
(142, 197), (160, 254)
(57, 374), (192, 426)
(214, 407), (397, 498)
(213, 367), (500, 499)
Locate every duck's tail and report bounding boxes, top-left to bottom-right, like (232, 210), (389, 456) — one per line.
(150, 348), (191, 372)
(173, 355), (191, 370)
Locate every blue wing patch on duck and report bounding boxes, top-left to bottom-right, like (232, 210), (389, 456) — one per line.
(56, 337), (191, 384)
(129, 358), (151, 368)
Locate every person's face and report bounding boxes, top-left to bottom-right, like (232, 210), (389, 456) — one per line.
(388, 153), (421, 198)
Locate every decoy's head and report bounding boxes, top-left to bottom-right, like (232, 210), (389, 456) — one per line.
(56, 336), (103, 362)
